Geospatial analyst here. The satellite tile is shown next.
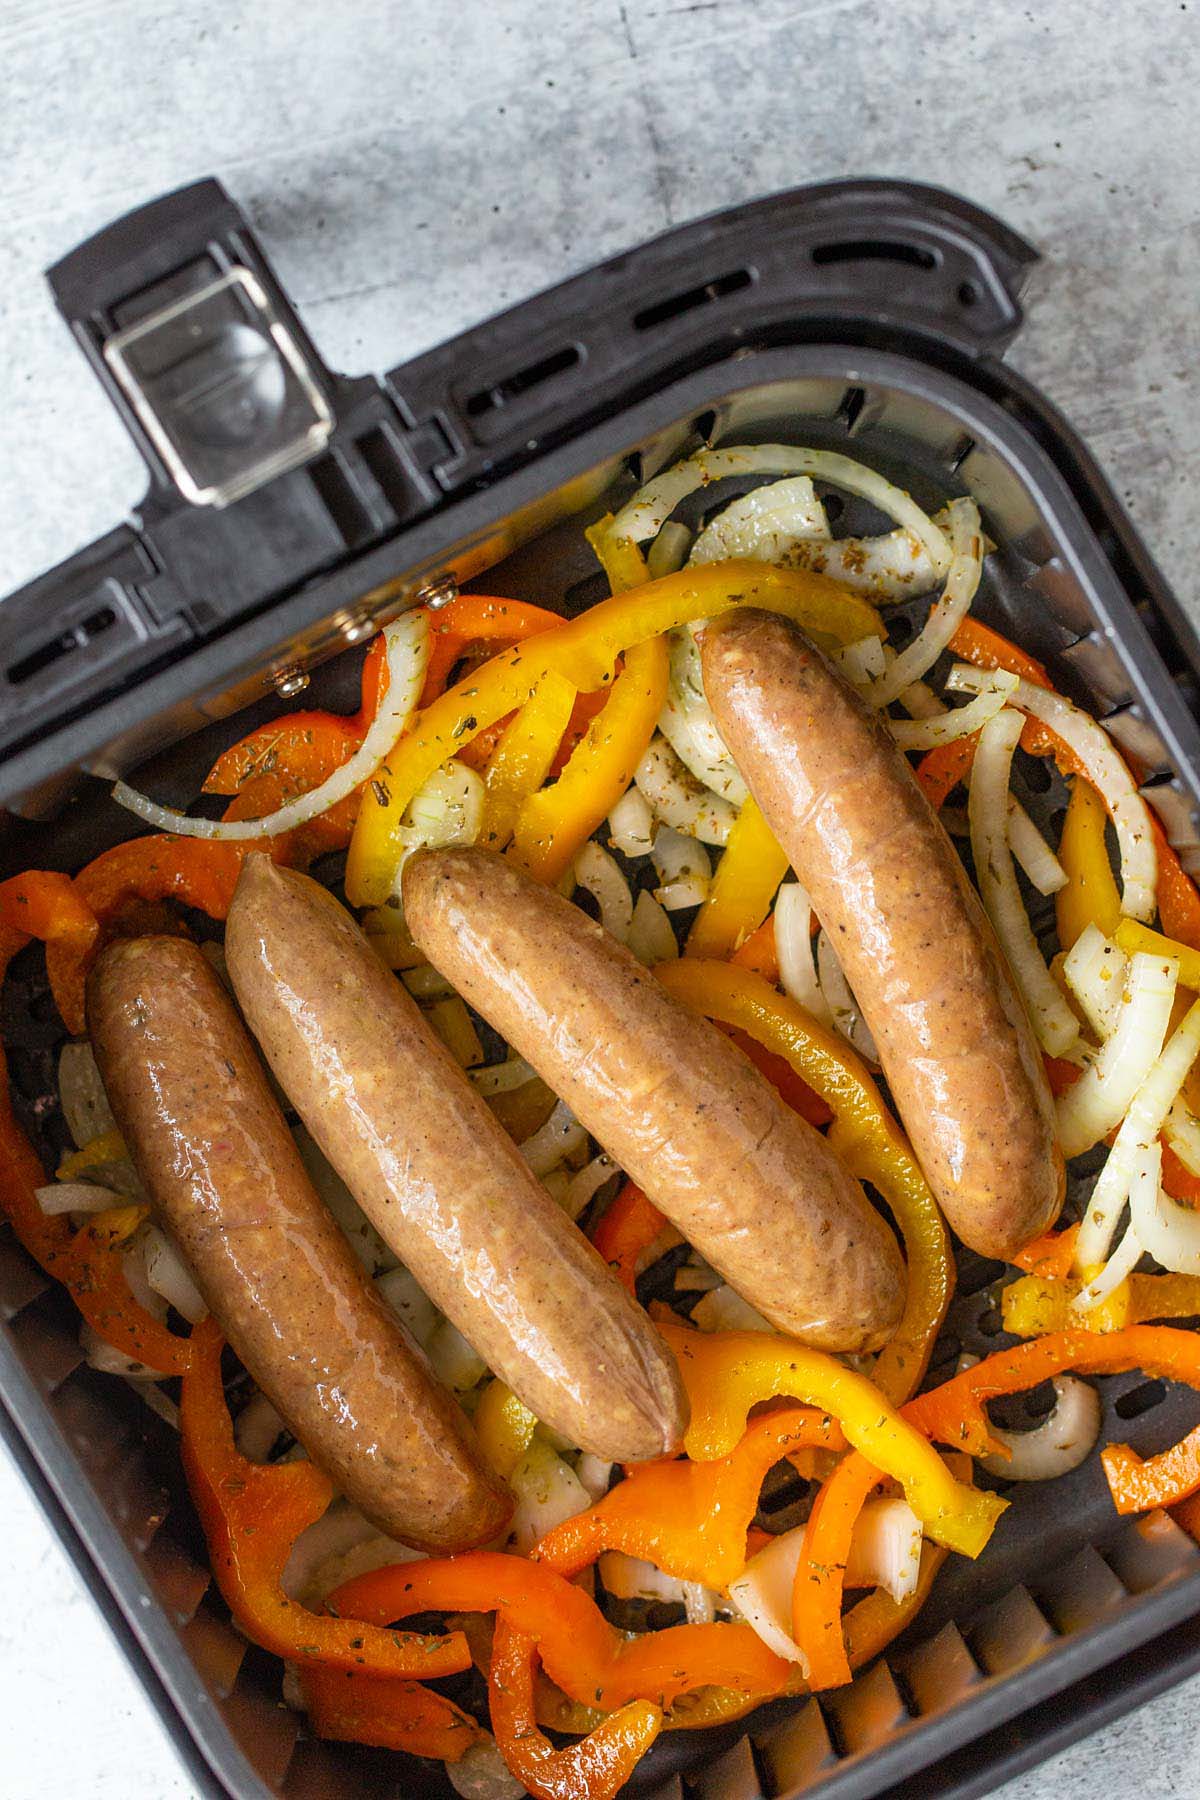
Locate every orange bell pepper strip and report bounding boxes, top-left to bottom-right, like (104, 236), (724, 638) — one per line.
(655, 959), (953, 1403)
(481, 671), (577, 851)
(1012, 1223), (1080, 1279)
(792, 1446), (889, 1687)
(1152, 817), (1200, 951)
(590, 1181), (667, 1292)
(730, 912), (780, 985)
(914, 734), (978, 808)
(180, 1317), (470, 1679)
(536, 1405), (844, 1588)
(421, 594), (569, 701)
(0, 871), (97, 957)
(657, 1319), (1002, 1556)
(685, 797), (789, 959)
(549, 686), (612, 777)
(949, 616), (1052, 689)
(1102, 1424), (1200, 1515)
(509, 634), (669, 884)
(490, 1615), (661, 1800)
(203, 713), (363, 799)
(297, 1666), (481, 1761)
(725, 1028), (831, 1127)
(1163, 1144), (1200, 1207)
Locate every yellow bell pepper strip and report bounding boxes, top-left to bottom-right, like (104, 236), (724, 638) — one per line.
(330, 1548), (790, 1714)
(536, 1405), (845, 1588)
(1056, 777), (1122, 951)
(297, 1666), (482, 1761)
(686, 797), (789, 958)
(490, 1615), (662, 1800)
(655, 959), (953, 1402)
(474, 1377), (539, 1478)
(510, 636), (669, 884)
(56, 1128), (129, 1180)
(347, 562), (883, 905)
(1102, 1424), (1200, 1515)
(1003, 1270), (1200, 1337)
(481, 671), (578, 851)
(656, 1319), (1002, 1557)
(1115, 918), (1200, 991)
(180, 1316), (470, 1679)
(587, 513), (652, 594)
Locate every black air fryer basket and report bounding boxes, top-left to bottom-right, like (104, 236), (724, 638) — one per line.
(4, 177), (1200, 1800)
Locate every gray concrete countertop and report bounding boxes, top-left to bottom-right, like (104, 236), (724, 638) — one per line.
(2, 2), (1199, 1795)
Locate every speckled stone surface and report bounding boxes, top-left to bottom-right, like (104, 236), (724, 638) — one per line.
(3, 1), (1200, 1795)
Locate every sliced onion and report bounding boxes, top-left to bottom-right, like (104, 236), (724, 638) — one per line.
(652, 826), (712, 910)
(978, 1377), (1101, 1478)
(235, 1390), (288, 1463)
(562, 1153), (619, 1222)
(520, 1099), (588, 1177)
(608, 446), (952, 575)
(447, 1736), (526, 1800)
(969, 708), (1080, 1056)
(1164, 1097), (1200, 1177)
(58, 1042), (116, 1148)
(36, 1181), (125, 1216)
(627, 889), (679, 967)
(886, 672), (1015, 751)
(684, 1583), (717, 1625)
(691, 1285), (774, 1333)
(1130, 1138), (1200, 1275)
(575, 1453), (614, 1502)
(893, 664), (944, 719)
(80, 1323), (168, 1381)
(113, 612), (430, 839)
(426, 996), (484, 1069)
(727, 1527), (809, 1666)
(470, 1055), (538, 1096)
(143, 1225), (207, 1323)
(635, 736), (737, 844)
(775, 883), (831, 1026)
(816, 930), (879, 1064)
(294, 1127), (395, 1274)
(392, 758), (484, 879)
(1057, 951), (1177, 1157)
(1062, 925), (1128, 1040)
(781, 507), (956, 602)
(574, 841), (634, 942)
(375, 1266), (440, 1349)
(646, 520), (694, 579)
(687, 476), (830, 565)
(607, 787), (656, 858)
(509, 1439), (590, 1554)
(1008, 802), (1068, 896)
(600, 1550), (694, 1606)
(1077, 998), (1200, 1268)
(283, 1498), (423, 1607)
(843, 1497), (923, 1604)
(833, 634), (887, 688)
(1073, 1217), (1144, 1313)
(658, 637), (748, 806)
(428, 1316), (488, 1394)
(864, 498), (983, 708)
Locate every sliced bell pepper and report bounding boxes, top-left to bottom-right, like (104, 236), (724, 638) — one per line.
(180, 1316), (470, 1679)
(549, 687), (613, 778)
(1003, 1270), (1200, 1336)
(587, 514), (652, 595)
(655, 959), (953, 1402)
(1043, 1053), (1084, 1098)
(421, 595), (569, 706)
(474, 1377), (539, 1479)
(346, 562), (883, 905)
(1102, 1424), (1200, 1515)
(1056, 777), (1122, 951)
(490, 1616), (661, 1800)
(202, 713), (363, 799)
(655, 1318), (1002, 1557)
(590, 1180), (668, 1293)
(725, 1028), (831, 1127)
(1163, 1143), (1200, 1207)
(0, 871), (97, 957)
(536, 1404), (843, 1588)
(297, 1666), (481, 1761)
(1115, 918), (1200, 991)
(1152, 817), (1200, 951)
(481, 672), (578, 851)
(729, 913), (779, 984)
(1012, 1223), (1080, 1279)
(792, 1446), (889, 1687)
(949, 617), (1052, 690)
(685, 798), (789, 959)
(509, 636), (668, 884)
(913, 734), (978, 809)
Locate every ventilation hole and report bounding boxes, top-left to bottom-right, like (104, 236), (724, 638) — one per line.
(822, 492), (846, 524)
(633, 268), (753, 332)
(837, 386), (866, 432)
(958, 279), (981, 307)
(811, 238), (938, 272)
(7, 606), (117, 687)
(1115, 1378), (1167, 1420)
(464, 344), (583, 417)
(959, 1253), (1008, 1295)
(950, 434), (977, 473)
(691, 409), (718, 444)
(1020, 754), (1054, 794)
(976, 1304), (1004, 1337)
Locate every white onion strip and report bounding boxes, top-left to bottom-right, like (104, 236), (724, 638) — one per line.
(1076, 997), (1200, 1269)
(775, 883), (832, 1026)
(1164, 1097), (1200, 1177)
(1057, 951), (1177, 1157)
(574, 841), (634, 941)
(816, 930), (878, 1064)
(1008, 804), (1068, 896)
(470, 1056), (538, 1096)
(886, 672), (1014, 751)
(36, 1182), (125, 1216)
(113, 612), (430, 840)
(1131, 1141), (1200, 1274)
(520, 1100), (588, 1178)
(652, 827), (711, 910)
(864, 498), (982, 708)
(978, 1377), (1101, 1478)
(1061, 925), (1127, 1040)
(634, 736), (737, 844)
(969, 709), (1080, 1056)
(687, 476), (830, 565)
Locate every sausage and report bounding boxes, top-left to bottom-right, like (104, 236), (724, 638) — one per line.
(402, 846), (905, 1353)
(87, 935), (509, 1551)
(225, 857), (687, 1463)
(701, 608), (1064, 1260)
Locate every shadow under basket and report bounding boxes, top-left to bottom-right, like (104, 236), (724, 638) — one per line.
(4, 176), (1200, 1799)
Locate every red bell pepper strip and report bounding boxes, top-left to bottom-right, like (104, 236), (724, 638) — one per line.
(590, 1181), (667, 1293)
(725, 1027), (832, 1127)
(180, 1317), (470, 1679)
(297, 1666), (481, 1761)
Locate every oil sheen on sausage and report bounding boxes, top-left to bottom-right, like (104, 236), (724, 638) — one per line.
(225, 857), (686, 1463)
(701, 608), (1064, 1260)
(87, 935), (508, 1550)
(402, 846), (905, 1352)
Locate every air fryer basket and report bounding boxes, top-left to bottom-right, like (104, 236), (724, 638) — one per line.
(3, 180), (1200, 1800)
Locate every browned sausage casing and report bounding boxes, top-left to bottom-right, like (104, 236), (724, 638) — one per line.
(701, 608), (1064, 1260)
(87, 935), (509, 1551)
(225, 857), (687, 1463)
(402, 846), (905, 1353)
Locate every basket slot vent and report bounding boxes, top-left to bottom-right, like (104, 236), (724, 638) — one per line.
(181, 1597), (250, 1699)
(222, 1651), (304, 1789)
(822, 1658), (910, 1757)
(811, 239), (938, 273)
(465, 344), (584, 418)
(1055, 633), (1135, 713)
(949, 434), (976, 474)
(7, 1300), (86, 1393)
(1113, 1377), (1168, 1420)
(1102, 705), (1172, 779)
(897, 1619), (983, 1717)
(633, 269), (753, 333)
(966, 1584), (1056, 1675)
(1107, 1508), (1200, 1593)
(1142, 781), (1200, 861)
(753, 1696), (836, 1794)
(0, 1235), (50, 1320)
(1022, 558), (1095, 641)
(687, 1731), (765, 1800)
(142, 1530), (212, 1627)
(1033, 1544), (1127, 1635)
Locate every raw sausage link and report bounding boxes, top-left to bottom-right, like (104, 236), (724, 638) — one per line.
(701, 608), (1064, 1260)
(225, 857), (687, 1463)
(402, 846), (905, 1353)
(87, 935), (509, 1550)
